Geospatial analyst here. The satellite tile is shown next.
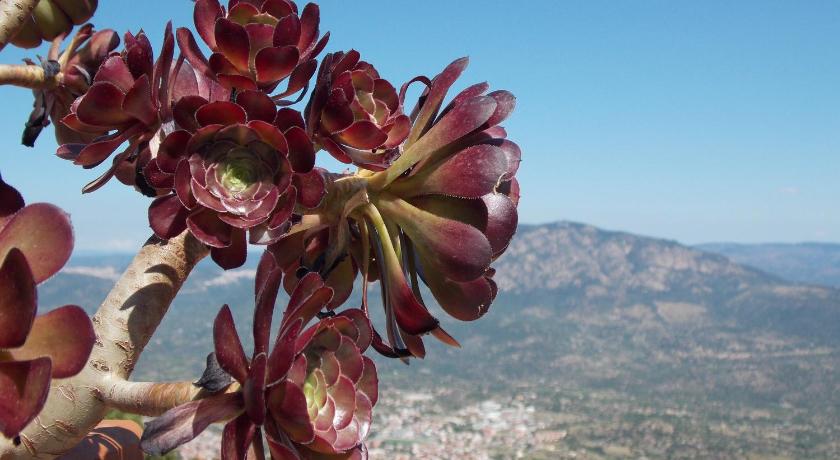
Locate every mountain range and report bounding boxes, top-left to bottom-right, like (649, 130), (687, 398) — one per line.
(38, 222), (840, 459)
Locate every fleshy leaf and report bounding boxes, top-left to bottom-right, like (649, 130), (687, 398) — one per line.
(376, 195), (491, 282)
(0, 249), (36, 349)
(371, 95), (497, 190)
(0, 358), (52, 439)
(148, 194), (189, 240)
(213, 305), (249, 384)
(387, 144), (508, 199)
(0, 203), (73, 284)
(0, 175), (24, 223)
(221, 414), (255, 460)
(7, 305), (95, 378)
(141, 392), (244, 456)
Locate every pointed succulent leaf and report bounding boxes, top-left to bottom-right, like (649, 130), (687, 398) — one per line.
(376, 195), (491, 282)
(221, 414), (255, 460)
(141, 392), (244, 456)
(405, 57), (469, 148)
(372, 96), (498, 190)
(0, 249), (36, 349)
(213, 305), (250, 384)
(388, 144), (508, 199)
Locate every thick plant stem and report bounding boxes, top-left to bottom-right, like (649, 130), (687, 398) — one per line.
(0, 231), (209, 459)
(103, 380), (238, 417)
(0, 0), (37, 52)
(0, 64), (62, 88)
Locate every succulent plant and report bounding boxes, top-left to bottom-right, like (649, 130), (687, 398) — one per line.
(0, 175), (95, 438)
(305, 51), (410, 169)
(0, 0), (524, 457)
(22, 24), (119, 147)
(141, 257), (377, 459)
(9, 0), (99, 49)
(187, 0), (328, 97)
(142, 89), (324, 269)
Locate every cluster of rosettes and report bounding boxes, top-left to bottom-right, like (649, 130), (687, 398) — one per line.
(0, 175), (95, 439)
(142, 257), (375, 459)
(273, 57), (520, 360)
(45, 0), (522, 457)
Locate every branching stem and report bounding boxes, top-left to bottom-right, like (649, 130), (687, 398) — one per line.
(0, 0), (37, 52)
(0, 231), (209, 459)
(103, 380), (239, 417)
(0, 64), (62, 89)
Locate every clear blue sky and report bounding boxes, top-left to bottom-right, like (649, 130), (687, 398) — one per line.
(0, 0), (838, 251)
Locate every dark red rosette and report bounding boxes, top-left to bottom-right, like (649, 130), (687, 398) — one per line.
(185, 0), (328, 96)
(0, 175), (95, 439)
(141, 258), (376, 459)
(57, 23), (177, 193)
(23, 25), (120, 148)
(305, 51), (410, 170)
(143, 89), (324, 269)
(277, 57), (520, 360)
(360, 57), (520, 358)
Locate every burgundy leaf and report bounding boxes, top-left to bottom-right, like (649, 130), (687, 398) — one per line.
(237, 90), (278, 123)
(0, 203), (73, 284)
(285, 126), (315, 173)
(215, 19), (251, 72)
(221, 414), (255, 460)
(243, 353), (267, 425)
(405, 57), (469, 147)
(292, 169), (325, 209)
(148, 194), (189, 240)
(0, 358), (52, 439)
(7, 305), (95, 378)
(376, 196), (491, 282)
(336, 122), (388, 150)
(196, 101), (248, 127)
(0, 175), (24, 222)
(388, 144), (508, 199)
(76, 82), (133, 127)
(122, 74), (157, 126)
(0, 249), (36, 348)
(211, 228), (248, 269)
(255, 46), (299, 85)
(213, 305), (249, 383)
(141, 392), (244, 456)
(482, 193), (518, 257)
(188, 210), (233, 248)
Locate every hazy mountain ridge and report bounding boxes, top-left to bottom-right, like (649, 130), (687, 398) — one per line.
(493, 222), (839, 343)
(697, 241), (840, 288)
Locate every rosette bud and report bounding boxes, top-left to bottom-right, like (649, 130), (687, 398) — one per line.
(305, 51), (410, 170)
(0, 175), (95, 439)
(186, 0), (329, 96)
